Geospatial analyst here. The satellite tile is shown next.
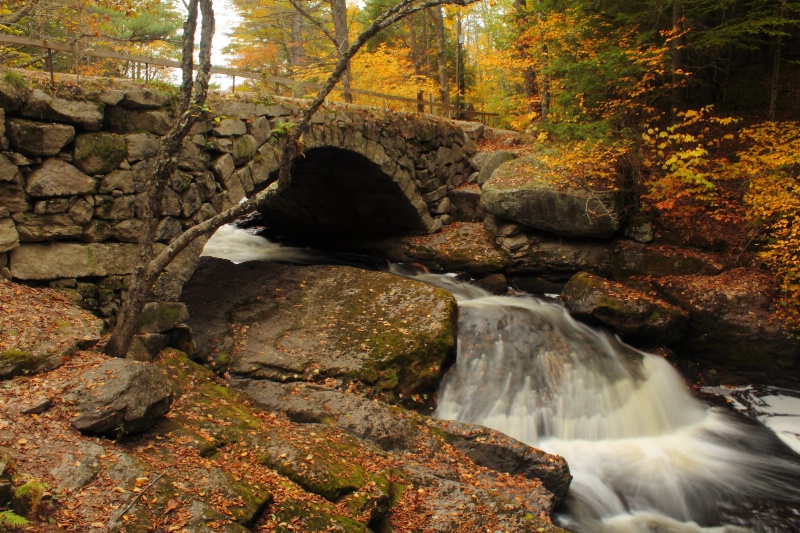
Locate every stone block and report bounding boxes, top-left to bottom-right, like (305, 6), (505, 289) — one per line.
(6, 118), (75, 156)
(21, 89), (104, 131)
(0, 217), (19, 252)
(124, 132), (160, 162)
(139, 301), (190, 333)
(73, 132), (127, 175)
(0, 154), (21, 183)
(231, 134), (257, 165)
(99, 169), (136, 194)
(26, 159), (96, 197)
(120, 89), (171, 110)
(94, 195), (136, 220)
(212, 117), (247, 137)
(12, 212), (83, 241)
(111, 219), (142, 242)
(0, 182), (31, 213)
(9, 242), (148, 279)
(178, 140), (207, 171)
(34, 198), (70, 214)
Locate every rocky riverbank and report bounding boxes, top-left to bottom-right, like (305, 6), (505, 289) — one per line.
(0, 272), (572, 532)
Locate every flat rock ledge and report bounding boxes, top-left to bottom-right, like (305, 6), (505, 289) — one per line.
(183, 257), (458, 408)
(0, 279), (103, 379)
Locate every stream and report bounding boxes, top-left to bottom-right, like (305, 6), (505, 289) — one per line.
(202, 225), (800, 533)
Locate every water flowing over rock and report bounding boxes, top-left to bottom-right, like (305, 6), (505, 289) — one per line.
(69, 358), (173, 436)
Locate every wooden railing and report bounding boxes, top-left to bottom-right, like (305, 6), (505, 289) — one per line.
(0, 33), (498, 123)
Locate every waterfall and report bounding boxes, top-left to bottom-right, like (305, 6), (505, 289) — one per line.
(433, 292), (800, 533)
(204, 226), (800, 532)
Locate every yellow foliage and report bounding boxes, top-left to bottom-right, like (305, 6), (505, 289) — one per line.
(641, 106), (740, 212)
(737, 122), (800, 329)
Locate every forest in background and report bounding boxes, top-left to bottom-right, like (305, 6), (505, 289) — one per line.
(1, 0), (799, 328)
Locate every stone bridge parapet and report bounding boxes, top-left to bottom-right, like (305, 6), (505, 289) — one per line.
(0, 77), (493, 343)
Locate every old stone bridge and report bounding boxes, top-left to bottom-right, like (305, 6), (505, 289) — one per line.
(0, 80), (493, 338)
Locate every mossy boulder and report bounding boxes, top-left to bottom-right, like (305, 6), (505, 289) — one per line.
(562, 272), (689, 345)
(182, 258), (457, 406)
(0, 72), (30, 111)
(481, 154), (623, 238)
(73, 132), (128, 175)
(257, 424), (371, 501)
(138, 301), (189, 333)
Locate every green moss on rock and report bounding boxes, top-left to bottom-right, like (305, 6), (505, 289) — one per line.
(271, 499), (368, 533)
(73, 133), (127, 175)
(258, 426), (368, 501)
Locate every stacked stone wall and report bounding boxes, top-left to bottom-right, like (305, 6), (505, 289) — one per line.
(0, 77), (481, 336)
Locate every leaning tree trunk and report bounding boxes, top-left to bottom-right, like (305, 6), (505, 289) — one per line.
(104, 0), (215, 358)
(105, 0), (480, 358)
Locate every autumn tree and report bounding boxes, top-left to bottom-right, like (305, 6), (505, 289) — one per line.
(105, 0), (483, 358)
(0, 0), (183, 77)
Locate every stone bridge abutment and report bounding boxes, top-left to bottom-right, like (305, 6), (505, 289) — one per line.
(0, 79), (489, 350)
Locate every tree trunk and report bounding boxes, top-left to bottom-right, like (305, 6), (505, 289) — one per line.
(105, 0), (482, 358)
(408, 13), (426, 112)
(290, 11), (305, 72)
(513, 0), (539, 115)
(104, 0), (215, 358)
(330, 0), (352, 102)
(769, 0), (787, 120)
(671, 0), (684, 116)
(429, 6), (450, 115)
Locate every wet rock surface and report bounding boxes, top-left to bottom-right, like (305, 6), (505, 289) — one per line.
(183, 257), (457, 408)
(563, 271), (689, 345)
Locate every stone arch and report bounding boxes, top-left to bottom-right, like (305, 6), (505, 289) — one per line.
(256, 146), (432, 240)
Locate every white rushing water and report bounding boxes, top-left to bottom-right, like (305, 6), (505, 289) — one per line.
(433, 291), (800, 532)
(201, 224), (315, 264)
(206, 226), (800, 532)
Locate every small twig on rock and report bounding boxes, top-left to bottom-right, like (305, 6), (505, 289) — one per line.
(113, 472), (166, 522)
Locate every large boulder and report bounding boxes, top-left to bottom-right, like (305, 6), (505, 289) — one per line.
(183, 257), (457, 407)
(431, 419), (572, 505)
(653, 268), (800, 383)
(375, 222), (511, 275)
(562, 271), (689, 344)
(481, 154), (623, 238)
(475, 150), (516, 185)
(69, 358), (173, 436)
(0, 280), (102, 379)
